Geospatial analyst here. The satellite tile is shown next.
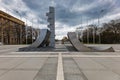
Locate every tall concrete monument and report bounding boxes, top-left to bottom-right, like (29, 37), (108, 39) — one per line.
(46, 7), (55, 48)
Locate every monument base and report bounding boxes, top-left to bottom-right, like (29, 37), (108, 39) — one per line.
(18, 44), (68, 52)
(19, 47), (54, 52)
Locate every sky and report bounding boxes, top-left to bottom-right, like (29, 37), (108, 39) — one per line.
(0, 0), (120, 39)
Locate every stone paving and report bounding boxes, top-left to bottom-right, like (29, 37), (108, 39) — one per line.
(0, 44), (120, 80)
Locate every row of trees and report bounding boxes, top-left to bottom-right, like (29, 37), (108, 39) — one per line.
(82, 19), (120, 44)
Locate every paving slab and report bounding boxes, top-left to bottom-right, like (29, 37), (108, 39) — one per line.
(63, 57), (86, 80)
(97, 61), (120, 70)
(64, 74), (84, 80)
(92, 57), (117, 62)
(34, 58), (58, 80)
(0, 70), (8, 76)
(0, 70), (38, 80)
(83, 70), (120, 80)
(15, 58), (47, 70)
(113, 70), (120, 75)
(0, 58), (27, 69)
(73, 58), (106, 70)
(111, 58), (120, 62)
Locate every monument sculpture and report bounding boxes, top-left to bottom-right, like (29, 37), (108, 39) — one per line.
(19, 7), (55, 51)
(67, 32), (115, 52)
(20, 6), (115, 52)
(46, 7), (55, 48)
(30, 29), (51, 47)
(29, 6), (55, 48)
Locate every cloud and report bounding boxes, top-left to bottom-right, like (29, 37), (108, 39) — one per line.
(0, 0), (120, 39)
(0, 0), (46, 28)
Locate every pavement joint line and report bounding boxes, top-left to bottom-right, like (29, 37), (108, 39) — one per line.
(0, 49), (15, 52)
(0, 58), (28, 77)
(0, 55), (120, 58)
(10, 51), (84, 53)
(63, 44), (69, 52)
(10, 51), (120, 54)
(72, 58), (88, 80)
(115, 50), (120, 51)
(11, 52), (60, 53)
(56, 53), (64, 80)
(62, 55), (120, 57)
(90, 57), (120, 76)
(0, 55), (58, 58)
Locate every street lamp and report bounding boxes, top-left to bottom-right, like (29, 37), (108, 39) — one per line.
(76, 27), (81, 40)
(86, 17), (89, 44)
(1, 19), (4, 45)
(76, 27), (84, 42)
(25, 19), (28, 44)
(93, 26), (95, 44)
(15, 10), (23, 44)
(32, 19), (34, 43)
(97, 9), (105, 44)
(91, 19), (95, 44)
(31, 18), (41, 43)
(91, 9), (105, 44)
(80, 15), (84, 42)
(31, 18), (38, 43)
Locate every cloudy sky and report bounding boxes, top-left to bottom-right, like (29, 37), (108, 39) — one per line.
(0, 0), (120, 39)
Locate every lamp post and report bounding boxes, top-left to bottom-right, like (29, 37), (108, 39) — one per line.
(80, 15), (84, 42)
(76, 27), (83, 42)
(97, 9), (105, 44)
(98, 15), (101, 44)
(92, 19), (95, 44)
(15, 11), (22, 20)
(31, 18), (41, 43)
(25, 19), (28, 44)
(86, 17), (89, 44)
(1, 19), (4, 45)
(32, 19), (34, 43)
(15, 11), (23, 44)
(93, 26), (95, 44)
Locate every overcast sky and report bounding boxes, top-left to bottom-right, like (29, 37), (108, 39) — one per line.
(0, 0), (120, 39)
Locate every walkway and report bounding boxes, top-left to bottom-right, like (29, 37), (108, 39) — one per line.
(0, 45), (120, 80)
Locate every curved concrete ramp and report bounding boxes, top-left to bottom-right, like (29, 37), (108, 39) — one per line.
(67, 32), (114, 52)
(30, 29), (51, 48)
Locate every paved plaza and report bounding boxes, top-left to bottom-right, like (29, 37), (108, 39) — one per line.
(0, 44), (120, 80)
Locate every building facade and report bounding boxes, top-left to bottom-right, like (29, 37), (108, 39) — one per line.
(26, 26), (38, 44)
(0, 10), (26, 44)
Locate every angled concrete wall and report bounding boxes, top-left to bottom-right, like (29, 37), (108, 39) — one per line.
(30, 29), (51, 48)
(67, 32), (114, 52)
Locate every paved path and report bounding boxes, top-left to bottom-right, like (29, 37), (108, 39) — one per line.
(0, 45), (120, 80)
